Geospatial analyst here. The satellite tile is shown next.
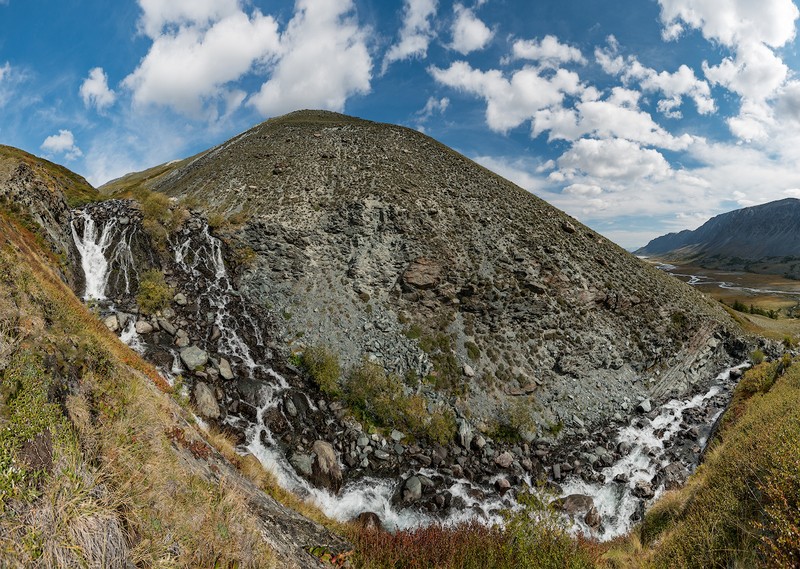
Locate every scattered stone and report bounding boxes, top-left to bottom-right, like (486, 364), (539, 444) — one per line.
(173, 292), (188, 306)
(552, 463), (562, 481)
(352, 512), (383, 532)
(135, 320), (153, 334)
(158, 318), (177, 336)
(390, 430), (405, 442)
(373, 449), (390, 461)
(193, 382), (220, 420)
(180, 345), (208, 370)
(472, 435), (486, 451)
(219, 357), (234, 380)
(637, 399), (652, 413)
(401, 258), (442, 290)
(175, 329), (190, 348)
(463, 364), (475, 377)
(494, 478), (511, 494)
(357, 435), (370, 448)
(561, 221), (577, 234)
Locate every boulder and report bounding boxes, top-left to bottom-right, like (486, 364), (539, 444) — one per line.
(403, 476), (422, 503)
(390, 429), (405, 442)
(135, 320), (153, 334)
(193, 382), (220, 420)
(175, 329), (190, 348)
(158, 318), (177, 336)
(633, 480), (655, 499)
(494, 478), (511, 494)
(103, 315), (119, 332)
(637, 399), (652, 413)
(173, 292), (188, 306)
(219, 357), (234, 380)
(585, 506), (601, 528)
(290, 453), (314, 478)
(495, 451), (514, 469)
(180, 345), (208, 370)
(352, 512), (383, 532)
(553, 494), (594, 514)
(311, 440), (343, 494)
(463, 364), (475, 377)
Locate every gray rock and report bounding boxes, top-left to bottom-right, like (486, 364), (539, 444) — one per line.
(494, 478), (511, 494)
(290, 453), (314, 478)
(175, 330), (190, 348)
(390, 429), (405, 442)
(394, 443), (404, 455)
(180, 345), (208, 370)
(633, 480), (655, 499)
(285, 398), (298, 417)
(585, 506), (601, 528)
(219, 357), (234, 380)
(174, 292), (188, 306)
(553, 494), (594, 514)
(495, 451), (514, 469)
(373, 449), (390, 461)
(403, 476), (422, 502)
(552, 463), (562, 480)
(463, 364), (475, 377)
(357, 435), (370, 448)
(134, 320), (153, 334)
(637, 399), (652, 413)
(193, 382), (220, 420)
(103, 315), (119, 332)
(158, 318), (177, 336)
(472, 435), (486, 451)
(311, 440), (343, 494)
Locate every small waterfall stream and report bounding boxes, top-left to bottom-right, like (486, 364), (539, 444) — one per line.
(70, 204), (747, 540)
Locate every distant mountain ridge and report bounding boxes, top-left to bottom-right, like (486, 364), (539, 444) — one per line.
(637, 198), (800, 264)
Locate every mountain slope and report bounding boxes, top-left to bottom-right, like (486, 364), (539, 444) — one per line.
(141, 109), (746, 436)
(636, 198), (800, 269)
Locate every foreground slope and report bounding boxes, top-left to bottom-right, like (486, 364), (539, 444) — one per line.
(139, 109), (745, 434)
(0, 155), (348, 567)
(637, 198), (800, 275)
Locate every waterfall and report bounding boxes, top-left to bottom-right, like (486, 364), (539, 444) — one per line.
(71, 211), (116, 300)
(71, 208), (138, 301)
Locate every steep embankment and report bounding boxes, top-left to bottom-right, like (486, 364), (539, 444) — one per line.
(137, 110), (745, 437)
(0, 153), (349, 567)
(637, 198), (800, 276)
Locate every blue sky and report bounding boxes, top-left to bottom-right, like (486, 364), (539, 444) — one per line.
(3, 0), (800, 248)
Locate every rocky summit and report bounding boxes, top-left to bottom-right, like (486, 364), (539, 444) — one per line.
(112, 110), (746, 436)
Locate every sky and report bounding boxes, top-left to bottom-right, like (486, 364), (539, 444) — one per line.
(3, 0), (800, 249)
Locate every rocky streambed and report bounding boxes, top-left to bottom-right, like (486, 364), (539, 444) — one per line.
(71, 200), (750, 539)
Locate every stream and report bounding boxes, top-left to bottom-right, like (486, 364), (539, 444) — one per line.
(71, 206), (747, 541)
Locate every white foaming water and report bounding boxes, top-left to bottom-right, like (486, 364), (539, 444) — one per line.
(119, 319), (146, 353)
(558, 364), (747, 540)
(71, 209), (138, 300)
(172, 225), (263, 373)
(71, 211), (116, 300)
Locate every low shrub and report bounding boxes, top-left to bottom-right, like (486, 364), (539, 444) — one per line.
(302, 346), (341, 396)
(136, 269), (173, 314)
(344, 360), (456, 444)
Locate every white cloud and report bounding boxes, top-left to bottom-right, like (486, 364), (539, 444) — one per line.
(80, 67), (116, 111)
(658, 0), (799, 140)
(596, 37), (715, 116)
(383, 0), (438, 73)
(512, 35), (585, 68)
(0, 62), (8, 81)
(450, 4), (493, 54)
(124, 6), (280, 119)
(41, 130), (83, 160)
(430, 61), (582, 132)
(555, 138), (672, 181)
(417, 96), (449, 121)
(563, 183), (603, 196)
(137, 0), (240, 38)
(249, 0), (372, 117)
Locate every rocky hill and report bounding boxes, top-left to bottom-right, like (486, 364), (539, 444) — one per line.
(114, 109), (746, 438)
(636, 198), (800, 274)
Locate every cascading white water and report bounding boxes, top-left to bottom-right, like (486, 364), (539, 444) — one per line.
(558, 363), (748, 540)
(71, 211), (116, 300)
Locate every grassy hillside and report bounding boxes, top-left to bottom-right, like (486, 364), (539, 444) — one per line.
(0, 145), (99, 207)
(0, 207), (353, 567)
